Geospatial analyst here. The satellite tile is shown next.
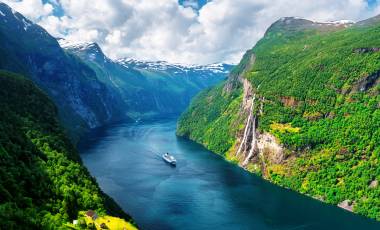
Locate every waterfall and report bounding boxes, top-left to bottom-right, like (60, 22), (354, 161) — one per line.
(236, 110), (252, 156)
(236, 94), (255, 156)
(243, 116), (257, 166)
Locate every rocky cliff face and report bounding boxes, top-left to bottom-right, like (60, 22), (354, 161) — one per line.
(0, 3), (126, 139)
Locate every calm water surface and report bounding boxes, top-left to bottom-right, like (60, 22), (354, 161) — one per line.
(79, 119), (380, 230)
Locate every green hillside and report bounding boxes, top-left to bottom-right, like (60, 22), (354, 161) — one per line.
(177, 17), (380, 220)
(0, 71), (134, 229)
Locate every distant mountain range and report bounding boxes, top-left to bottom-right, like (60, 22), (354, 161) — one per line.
(0, 2), (232, 228)
(59, 38), (233, 126)
(0, 2), (232, 140)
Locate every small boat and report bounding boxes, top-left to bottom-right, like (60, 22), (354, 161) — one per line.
(162, 153), (176, 166)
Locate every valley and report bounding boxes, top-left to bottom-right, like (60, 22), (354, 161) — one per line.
(1, 1), (380, 229)
(79, 119), (380, 230)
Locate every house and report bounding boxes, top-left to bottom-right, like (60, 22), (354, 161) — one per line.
(85, 210), (98, 220)
(100, 223), (108, 229)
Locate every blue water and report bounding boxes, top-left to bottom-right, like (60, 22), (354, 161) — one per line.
(79, 119), (380, 230)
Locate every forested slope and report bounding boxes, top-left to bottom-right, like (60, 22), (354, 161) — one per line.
(0, 71), (134, 228)
(177, 17), (380, 220)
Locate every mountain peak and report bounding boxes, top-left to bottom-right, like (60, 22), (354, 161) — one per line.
(356, 14), (380, 26)
(0, 2), (34, 32)
(266, 16), (354, 35)
(58, 38), (101, 52)
(58, 38), (108, 63)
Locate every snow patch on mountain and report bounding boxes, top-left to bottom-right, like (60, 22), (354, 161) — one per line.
(58, 38), (95, 50)
(117, 58), (231, 74)
(58, 38), (234, 77)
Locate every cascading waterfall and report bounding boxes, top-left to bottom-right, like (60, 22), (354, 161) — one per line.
(243, 115), (257, 166)
(236, 94), (256, 159)
(235, 95), (255, 156)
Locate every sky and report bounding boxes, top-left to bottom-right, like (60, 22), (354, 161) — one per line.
(2, 0), (380, 64)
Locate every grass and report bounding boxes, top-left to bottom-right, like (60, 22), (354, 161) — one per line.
(82, 212), (137, 230)
(270, 123), (300, 133)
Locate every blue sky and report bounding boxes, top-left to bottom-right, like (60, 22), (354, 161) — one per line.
(368, 0), (379, 6)
(178, 0), (209, 10)
(6, 0), (380, 64)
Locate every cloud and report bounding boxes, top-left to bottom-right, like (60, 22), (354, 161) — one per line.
(3, 0), (379, 64)
(2, 0), (53, 20)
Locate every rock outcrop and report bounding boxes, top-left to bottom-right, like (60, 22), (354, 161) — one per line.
(234, 78), (284, 170)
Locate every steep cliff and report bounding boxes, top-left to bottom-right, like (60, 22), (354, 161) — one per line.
(177, 16), (380, 220)
(0, 3), (126, 140)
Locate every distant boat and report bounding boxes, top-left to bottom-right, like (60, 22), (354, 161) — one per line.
(162, 153), (176, 166)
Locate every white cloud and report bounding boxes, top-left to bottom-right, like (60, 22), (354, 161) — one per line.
(2, 0), (53, 20)
(3, 0), (379, 64)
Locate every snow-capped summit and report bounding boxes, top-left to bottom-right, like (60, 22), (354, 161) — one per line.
(58, 38), (110, 63)
(58, 38), (100, 51)
(58, 39), (233, 75)
(117, 58), (233, 75)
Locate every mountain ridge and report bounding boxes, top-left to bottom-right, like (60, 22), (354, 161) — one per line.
(177, 12), (380, 221)
(0, 2), (128, 140)
(59, 38), (232, 120)
(0, 1), (231, 140)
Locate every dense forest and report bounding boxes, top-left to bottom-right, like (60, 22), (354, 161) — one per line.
(177, 17), (380, 220)
(0, 71), (134, 228)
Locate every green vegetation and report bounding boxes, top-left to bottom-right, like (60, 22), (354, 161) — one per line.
(177, 84), (243, 155)
(0, 71), (134, 229)
(77, 212), (137, 230)
(177, 18), (380, 220)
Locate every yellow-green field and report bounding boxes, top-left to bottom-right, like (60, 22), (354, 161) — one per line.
(84, 215), (137, 230)
(67, 211), (138, 230)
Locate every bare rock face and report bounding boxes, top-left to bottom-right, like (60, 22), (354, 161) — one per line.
(280, 96), (299, 107)
(242, 78), (254, 111)
(369, 180), (378, 188)
(338, 200), (354, 212)
(353, 70), (380, 92)
(224, 53), (256, 93)
(235, 76), (284, 169)
(257, 133), (284, 164)
(353, 47), (380, 54)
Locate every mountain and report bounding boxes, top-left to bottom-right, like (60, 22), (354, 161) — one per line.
(0, 3), (127, 140)
(177, 16), (380, 220)
(0, 70), (135, 228)
(59, 39), (233, 119)
(0, 1), (231, 140)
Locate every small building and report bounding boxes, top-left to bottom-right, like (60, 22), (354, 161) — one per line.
(85, 210), (98, 220)
(100, 223), (109, 229)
